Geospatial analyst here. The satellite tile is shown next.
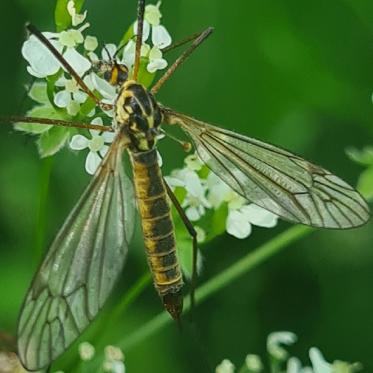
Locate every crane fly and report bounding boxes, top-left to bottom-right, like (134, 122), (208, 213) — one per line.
(1, 0), (370, 370)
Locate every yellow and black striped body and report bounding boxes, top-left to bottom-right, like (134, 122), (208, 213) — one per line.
(130, 150), (183, 317)
(115, 80), (183, 318)
(116, 80), (163, 152)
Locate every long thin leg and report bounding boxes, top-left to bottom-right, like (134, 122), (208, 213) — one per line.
(0, 116), (114, 132)
(151, 27), (214, 95)
(164, 180), (198, 313)
(133, 0), (146, 81)
(26, 24), (113, 111)
(163, 29), (212, 54)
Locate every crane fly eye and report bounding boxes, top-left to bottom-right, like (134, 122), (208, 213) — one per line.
(117, 66), (128, 85)
(103, 70), (112, 82)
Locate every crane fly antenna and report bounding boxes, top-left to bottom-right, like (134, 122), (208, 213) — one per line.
(133, 0), (145, 81)
(103, 44), (114, 62)
(114, 42), (127, 59)
(26, 24), (113, 110)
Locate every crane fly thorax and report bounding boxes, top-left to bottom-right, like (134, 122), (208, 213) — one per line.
(115, 80), (163, 152)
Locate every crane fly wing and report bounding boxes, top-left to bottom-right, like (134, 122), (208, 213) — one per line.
(164, 109), (370, 228)
(17, 139), (135, 371)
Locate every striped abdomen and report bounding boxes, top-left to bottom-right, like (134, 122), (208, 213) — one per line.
(130, 148), (183, 318)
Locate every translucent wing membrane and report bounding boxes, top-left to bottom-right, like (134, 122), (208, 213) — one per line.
(17, 140), (135, 371)
(165, 110), (370, 228)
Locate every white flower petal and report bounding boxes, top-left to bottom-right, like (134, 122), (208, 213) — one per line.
(185, 154), (203, 171)
(186, 206), (201, 222)
(149, 46), (162, 60)
(100, 145), (109, 158)
(241, 204), (278, 228)
(226, 210), (252, 239)
(267, 332), (297, 361)
(22, 35), (62, 77)
(157, 151), (163, 167)
(122, 40), (136, 67)
(141, 43), (151, 57)
(78, 342), (95, 361)
(85, 151), (102, 175)
(90, 73), (116, 100)
(216, 359), (235, 373)
(88, 51), (99, 62)
(245, 354), (263, 372)
(72, 12), (87, 27)
(70, 134), (89, 150)
(73, 90), (88, 103)
(89, 128), (100, 137)
(67, 100), (80, 116)
(309, 348), (332, 373)
(133, 20), (150, 42)
(152, 25), (172, 49)
(195, 226), (206, 243)
(67, 0), (76, 17)
(164, 176), (185, 188)
(26, 66), (46, 78)
(55, 75), (68, 87)
(207, 173), (231, 209)
(63, 48), (92, 77)
(102, 131), (116, 143)
(184, 171), (207, 199)
(287, 357), (302, 373)
(91, 117), (103, 126)
(145, 4), (162, 26)
(83, 74), (95, 90)
(59, 30), (77, 48)
(84, 35), (98, 51)
(54, 90), (71, 108)
(147, 58), (168, 73)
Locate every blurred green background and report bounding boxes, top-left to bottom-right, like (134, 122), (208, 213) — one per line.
(0, 0), (373, 372)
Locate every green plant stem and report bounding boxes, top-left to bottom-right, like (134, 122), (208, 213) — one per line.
(96, 272), (152, 349)
(119, 225), (313, 350)
(33, 156), (53, 266)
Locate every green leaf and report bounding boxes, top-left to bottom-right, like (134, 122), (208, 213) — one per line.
(119, 24), (135, 50)
(29, 82), (49, 104)
(55, 0), (86, 32)
(15, 105), (67, 134)
(137, 58), (156, 88)
(46, 70), (63, 109)
(197, 165), (210, 179)
(37, 126), (70, 157)
(177, 235), (204, 279)
(346, 146), (373, 166)
(193, 204), (228, 244)
(79, 96), (97, 118)
(357, 165), (373, 201)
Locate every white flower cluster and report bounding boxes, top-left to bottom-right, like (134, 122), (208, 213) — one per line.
(215, 331), (362, 373)
(74, 342), (125, 373)
(121, 1), (172, 73)
(20, 1), (171, 174)
(166, 154), (278, 240)
(103, 345), (126, 373)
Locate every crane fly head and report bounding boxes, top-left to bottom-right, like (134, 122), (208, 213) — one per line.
(92, 60), (129, 86)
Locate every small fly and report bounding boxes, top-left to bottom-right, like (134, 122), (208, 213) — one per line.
(1, 0), (370, 371)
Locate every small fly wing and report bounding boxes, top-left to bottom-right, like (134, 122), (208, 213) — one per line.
(164, 109), (370, 228)
(17, 139), (135, 371)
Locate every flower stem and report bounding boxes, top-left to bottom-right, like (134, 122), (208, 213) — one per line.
(96, 272), (152, 349)
(33, 156), (53, 266)
(119, 225), (313, 350)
